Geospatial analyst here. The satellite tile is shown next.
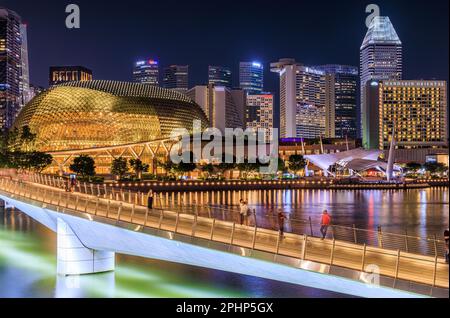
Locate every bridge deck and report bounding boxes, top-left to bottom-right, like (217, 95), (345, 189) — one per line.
(0, 177), (448, 291)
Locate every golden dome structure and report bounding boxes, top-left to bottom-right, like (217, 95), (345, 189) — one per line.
(14, 80), (210, 152)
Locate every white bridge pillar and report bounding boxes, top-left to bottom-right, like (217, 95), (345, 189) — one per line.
(57, 218), (115, 276)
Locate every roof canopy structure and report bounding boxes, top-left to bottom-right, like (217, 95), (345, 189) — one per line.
(305, 148), (401, 176)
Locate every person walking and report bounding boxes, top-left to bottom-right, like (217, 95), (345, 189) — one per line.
(278, 209), (286, 238)
(147, 190), (154, 210)
(320, 210), (331, 240)
(239, 199), (248, 225)
(445, 228), (449, 264)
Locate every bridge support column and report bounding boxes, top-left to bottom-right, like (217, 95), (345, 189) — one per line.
(57, 218), (115, 276)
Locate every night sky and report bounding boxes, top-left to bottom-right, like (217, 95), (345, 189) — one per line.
(1, 0), (449, 128)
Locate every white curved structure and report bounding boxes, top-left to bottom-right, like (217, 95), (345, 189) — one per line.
(305, 148), (401, 177)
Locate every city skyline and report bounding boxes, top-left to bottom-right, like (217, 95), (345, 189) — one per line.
(0, 0), (447, 98)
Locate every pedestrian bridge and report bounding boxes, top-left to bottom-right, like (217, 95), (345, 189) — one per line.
(0, 177), (448, 298)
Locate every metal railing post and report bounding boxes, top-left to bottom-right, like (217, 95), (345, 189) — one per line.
(330, 239), (336, 266)
(66, 192), (70, 209)
(97, 184), (101, 196)
(94, 198), (100, 216)
(83, 182), (87, 194)
(275, 232), (281, 254)
(230, 222), (236, 245)
(353, 224), (357, 244)
(174, 213), (180, 233)
(378, 226), (383, 248)
(90, 183), (94, 195)
(106, 200), (111, 218)
(158, 210), (164, 229)
(361, 244), (367, 272)
(433, 234), (438, 258)
(74, 196), (79, 210)
(128, 190), (132, 203)
(210, 219), (216, 240)
(252, 226), (258, 250)
(395, 250), (401, 280)
(130, 204), (136, 223)
(302, 235), (308, 260)
(309, 217), (313, 237)
(192, 215), (198, 237)
(104, 184), (107, 198)
(117, 203), (123, 221)
(84, 198), (89, 213)
(432, 254), (438, 287)
(144, 208), (149, 226)
(404, 228), (409, 252)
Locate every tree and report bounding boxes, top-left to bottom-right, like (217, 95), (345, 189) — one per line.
(25, 152), (53, 172)
(404, 162), (422, 174)
(129, 158), (149, 179)
(237, 160), (260, 179)
(278, 158), (286, 173)
(20, 126), (37, 152)
(423, 162), (448, 176)
(288, 154), (307, 176)
(111, 157), (128, 180)
(200, 164), (215, 179)
(70, 155), (96, 179)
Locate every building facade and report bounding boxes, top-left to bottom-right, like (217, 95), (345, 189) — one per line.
(315, 64), (358, 139)
(208, 66), (232, 88)
(366, 80), (448, 163)
(239, 62), (264, 94)
(270, 59), (335, 139)
(360, 16), (402, 145)
(19, 23), (31, 108)
(0, 8), (23, 132)
(49, 66), (93, 86)
(187, 85), (245, 132)
(133, 59), (159, 86)
(246, 93), (274, 142)
(163, 65), (189, 93)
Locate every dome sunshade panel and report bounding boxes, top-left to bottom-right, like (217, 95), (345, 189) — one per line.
(14, 81), (210, 152)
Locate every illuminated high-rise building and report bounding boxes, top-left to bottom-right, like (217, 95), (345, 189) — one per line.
(315, 65), (358, 139)
(187, 85), (245, 132)
(239, 61), (264, 94)
(19, 23), (31, 107)
(163, 65), (189, 93)
(360, 16), (402, 145)
(0, 8), (23, 131)
(133, 59), (159, 86)
(366, 80), (448, 163)
(49, 66), (93, 86)
(208, 66), (232, 88)
(246, 93), (274, 143)
(270, 59), (335, 139)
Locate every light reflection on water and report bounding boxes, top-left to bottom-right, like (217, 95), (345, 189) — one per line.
(0, 205), (350, 298)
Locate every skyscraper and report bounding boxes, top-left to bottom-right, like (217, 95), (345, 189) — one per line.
(270, 59), (335, 139)
(187, 85), (245, 132)
(0, 8), (23, 131)
(360, 16), (402, 147)
(208, 66), (232, 88)
(49, 66), (93, 86)
(315, 65), (358, 139)
(163, 65), (189, 93)
(133, 59), (159, 86)
(246, 93), (274, 143)
(19, 23), (31, 107)
(239, 62), (264, 94)
(366, 80), (448, 163)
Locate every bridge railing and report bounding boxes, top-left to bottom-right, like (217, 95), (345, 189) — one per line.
(17, 172), (449, 259)
(0, 177), (448, 290)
